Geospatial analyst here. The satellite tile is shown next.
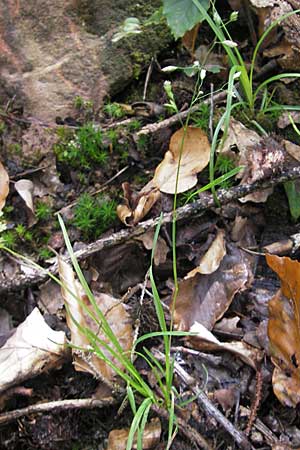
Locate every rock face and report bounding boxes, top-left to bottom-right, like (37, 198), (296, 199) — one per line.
(0, 0), (171, 121)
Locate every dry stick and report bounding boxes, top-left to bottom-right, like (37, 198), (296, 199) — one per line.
(134, 91), (227, 137)
(0, 398), (115, 426)
(173, 362), (253, 450)
(1, 165), (300, 295)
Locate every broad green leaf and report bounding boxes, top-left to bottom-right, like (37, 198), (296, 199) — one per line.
(163, 0), (209, 39)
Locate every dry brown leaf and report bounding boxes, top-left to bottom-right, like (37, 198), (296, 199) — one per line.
(189, 322), (262, 370)
(153, 126), (210, 194)
(58, 257), (134, 382)
(174, 239), (254, 331)
(14, 179), (37, 226)
(266, 254), (300, 407)
(186, 229), (226, 277)
(117, 181), (161, 226)
(117, 126), (209, 224)
(182, 24), (200, 56)
(107, 418), (161, 450)
(278, 111), (300, 129)
(0, 161), (9, 212)
(0, 308), (66, 393)
(283, 139), (300, 162)
(220, 120), (284, 202)
(136, 230), (169, 266)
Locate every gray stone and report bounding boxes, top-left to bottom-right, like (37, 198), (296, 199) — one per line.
(0, 0), (171, 121)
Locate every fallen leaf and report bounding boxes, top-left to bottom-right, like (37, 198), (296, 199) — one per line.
(182, 24), (200, 56)
(136, 230), (169, 266)
(283, 140), (300, 162)
(14, 179), (37, 226)
(266, 254), (300, 407)
(0, 308), (66, 393)
(58, 257), (134, 382)
(117, 181), (161, 226)
(189, 322), (262, 369)
(107, 418), (161, 450)
(0, 161), (9, 211)
(117, 126), (210, 224)
(278, 111), (300, 129)
(174, 238), (254, 331)
(220, 120), (284, 202)
(186, 229), (226, 277)
(153, 126), (210, 194)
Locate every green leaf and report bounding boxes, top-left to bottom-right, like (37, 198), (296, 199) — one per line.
(162, 0), (209, 39)
(284, 180), (300, 221)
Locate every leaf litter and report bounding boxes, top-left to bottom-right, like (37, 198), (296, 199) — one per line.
(2, 3), (300, 448)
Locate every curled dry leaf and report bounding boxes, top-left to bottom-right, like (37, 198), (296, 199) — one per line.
(14, 179), (37, 226)
(153, 126), (210, 194)
(189, 322), (262, 370)
(220, 119), (284, 203)
(58, 257), (134, 382)
(0, 161), (9, 211)
(174, 239), (254, 331)
(186, 229), (226, 278)
(117, 181), (161, 226)
(266, 254), (300, 407)
(0, 308), (66, 393)
(117, 126), (210, 225)
(136, 230), (169, 266)
(107, 418), (161, 450)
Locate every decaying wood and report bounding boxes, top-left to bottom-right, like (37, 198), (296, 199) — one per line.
(1, 165), (300, 295)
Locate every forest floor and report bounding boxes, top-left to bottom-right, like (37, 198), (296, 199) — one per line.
(1, 2), (300, 449)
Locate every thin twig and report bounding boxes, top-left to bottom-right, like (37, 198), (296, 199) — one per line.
(246, 364), (263, 436)
(55, 165), (129, 214)
(173, 362), (253, 450)
(0, 398), (116, 426)
(1, 165), (300, 294)
(134, 91), (227, 138)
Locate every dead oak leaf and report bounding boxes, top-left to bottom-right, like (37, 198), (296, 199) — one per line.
(266, 254), (300, 407)
(58, 257), (134, 382)
(153, 126), (210, 194)
(174, 240), (254, 331)
(107, 418), (161, 450)
(117, 180), (161, 226)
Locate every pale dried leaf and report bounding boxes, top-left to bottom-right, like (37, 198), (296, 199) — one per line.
(107, 418), (161, 450)
(186, 229), (226, 277)
(136, 230), (169, 266)
(153, 127), (210, 194)
(117, 181), (161, 226)
(15, 179), (37, 226)
(58, 257), (134, 381)
(174, 241), (254, 330)
(278, 111), (300, 129)
(0, 308), (66, 393)
(283, 140), (300, 162)
(0, 161), (9, 212)
(189, 322), (262, 369)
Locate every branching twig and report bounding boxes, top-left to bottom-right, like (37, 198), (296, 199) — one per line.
(0, 398), (116, 426)
(1, 165), (300, 294)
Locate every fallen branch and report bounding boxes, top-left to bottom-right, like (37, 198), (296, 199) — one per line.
(134, 91), (227, 137)
(0, 398), (115, 426)
(1, 165), (300, 295)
